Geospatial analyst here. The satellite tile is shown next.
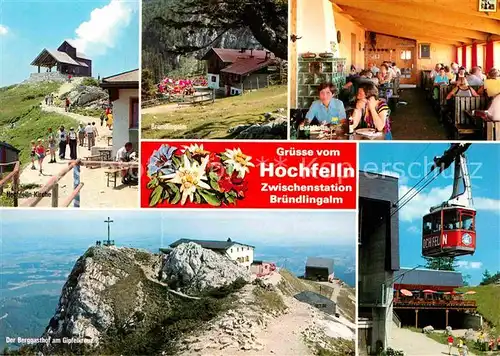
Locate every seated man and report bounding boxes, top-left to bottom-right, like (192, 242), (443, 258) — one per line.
(115, 142), (138, 185)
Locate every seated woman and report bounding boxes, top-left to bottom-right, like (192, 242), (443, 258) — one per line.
(433, 67), (449, 100)
(377, 63), (393, 85)
(478, 68), (499, 96)
(446, 77), (480, 100)
(444, 66), (454, 81)
(351, 82), (392, 140)
(305, 83), (346, 124)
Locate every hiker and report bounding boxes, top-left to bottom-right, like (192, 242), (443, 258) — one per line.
(78, 124), (85, 147)
(30, 140), (36, 170)
(45, 95), (48, 105)
(462, 343), (469, 356)
(447, 334), (454, 355)
(58, 126), (68, 159)
(47, 127), (56, 163)
(115, 142), (137, 185)
(68, 127), (78, 160)
(68, 74), (72, 83)
(65, 97), (70, 112)
(106, 111), (113, 129)
(458, 338), (464, 355)
(92, 122), (99, 142)
(85, 122), (94, 151)
(35, 139), (46, 174)
(49, 94), (53, 106)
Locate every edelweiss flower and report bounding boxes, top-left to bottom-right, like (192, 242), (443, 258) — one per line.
(223, 148), (255, 178)
(164, 155), (211, 205)
(182, 143), (209, 156)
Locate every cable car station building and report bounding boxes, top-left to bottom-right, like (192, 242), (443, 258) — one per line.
(393, 268), (479, 330)
(358, 171), (400, 355)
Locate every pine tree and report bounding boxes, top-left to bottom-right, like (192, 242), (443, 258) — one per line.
(424, 256), (457, 271)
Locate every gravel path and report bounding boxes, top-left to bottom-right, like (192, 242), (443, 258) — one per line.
(18, 88), (138, 208)
(390, 326), (477, 356)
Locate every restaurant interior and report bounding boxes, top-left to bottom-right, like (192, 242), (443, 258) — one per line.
(289, 0), (500, 141)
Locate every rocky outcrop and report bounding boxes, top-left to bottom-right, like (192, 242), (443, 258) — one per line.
(161, 242), (252, 294)
(228, 109), (287, 139)
(41, 247), (163, 349)
(61, 85), (108, 108)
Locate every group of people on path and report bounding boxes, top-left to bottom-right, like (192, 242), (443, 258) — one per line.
(44, 94), (55, 106)
(100, 105), (113, 129)
(57, 123), (99, 160)
(447, 331), (500, 355)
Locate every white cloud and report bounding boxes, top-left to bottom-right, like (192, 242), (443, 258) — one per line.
(397, 185), (500, 222)
(0, 25), (8, 36)
(456, 261), (483, 269)
(69, 0), (137, 56)
(406, 226), (419, 234)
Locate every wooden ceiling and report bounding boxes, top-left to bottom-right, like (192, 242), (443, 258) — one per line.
(331, 0), (500, 46)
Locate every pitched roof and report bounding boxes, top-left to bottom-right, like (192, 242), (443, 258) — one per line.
(294, 291), (335, 305)
(221, 57), (276, 76)
(306, 257), (334, 274)
(202, 48), (272, 63)
(169, 238), (255, 250)
(394, 268), (464, 288)
(30, 49), (82, 66)
(0, 142), (20, 153)
(102, 69), (139, 83)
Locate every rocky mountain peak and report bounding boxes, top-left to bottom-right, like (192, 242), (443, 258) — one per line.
(161, 242), (252, 294)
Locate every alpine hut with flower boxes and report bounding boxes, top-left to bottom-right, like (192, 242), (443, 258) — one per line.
(203, 48), (278, 96)
(165, 238), (255, 269)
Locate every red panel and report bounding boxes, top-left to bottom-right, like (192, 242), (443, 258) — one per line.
(486, 41), (494, 72)
(141, 141), (357, 209)
(462, 45), (467, 68)
(422, 230), (476, 256)
(472, 43), (478, 67)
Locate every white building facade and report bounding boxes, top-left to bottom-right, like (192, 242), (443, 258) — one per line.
(225, 243), (254, 268)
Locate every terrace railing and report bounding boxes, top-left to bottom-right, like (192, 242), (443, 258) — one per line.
(393, 297), (477, 309)
(0, 161), (21, 207)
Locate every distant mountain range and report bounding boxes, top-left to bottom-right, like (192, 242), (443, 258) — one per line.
(0, 238), (355, 349)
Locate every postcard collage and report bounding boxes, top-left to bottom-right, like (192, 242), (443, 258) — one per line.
(1, 0), (500, 355)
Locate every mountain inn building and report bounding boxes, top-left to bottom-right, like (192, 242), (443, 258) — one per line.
(167, 238), (255, 269)
(30, 41), (92, 82)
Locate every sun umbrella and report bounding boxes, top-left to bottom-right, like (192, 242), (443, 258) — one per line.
(423, 289), (437, 293)
(465, 291), (476, 295)
(400, 289), (413, 297)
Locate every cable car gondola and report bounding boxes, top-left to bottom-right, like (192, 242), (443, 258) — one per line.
(421, 143), (476, 258)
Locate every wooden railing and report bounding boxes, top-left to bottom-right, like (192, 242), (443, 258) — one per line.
(0, 161), (21, 207)
(394, 298), (477, 309)
(2, 160), (138, 208)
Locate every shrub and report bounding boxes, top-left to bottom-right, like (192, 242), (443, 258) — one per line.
(82, 77), (99, 87)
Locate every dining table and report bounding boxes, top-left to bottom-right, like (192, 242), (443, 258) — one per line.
(297, 122), (386, 141)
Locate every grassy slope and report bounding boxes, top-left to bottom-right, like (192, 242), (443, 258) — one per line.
(412, 285), (500, 355)
(0, 83), (78, 165)
(141, 85), (287, 139)
(458, 285), (500, 331)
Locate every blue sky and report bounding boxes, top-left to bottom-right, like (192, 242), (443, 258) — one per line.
(360, 143), (500, 286)
(0, 0), (139, 86)
(0, 209), (356, 250)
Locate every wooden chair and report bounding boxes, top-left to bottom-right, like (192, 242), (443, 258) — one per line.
(453, 96), (488, 139)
